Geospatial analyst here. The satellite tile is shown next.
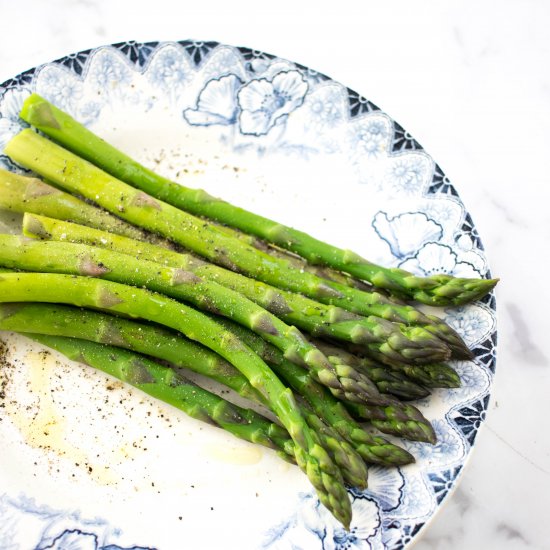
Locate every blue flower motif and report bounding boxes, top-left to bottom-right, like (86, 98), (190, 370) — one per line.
(395, 474), (434, 517)
(38, 529), (98, 550)
(148, 46), (190, 90)
(399, 242), (480, 277)
(237, 71), (308, 135)
(307, 90), (344, 129)
(37, 528), (154, 550)
(1, 67), (36, 89)
(441, 360), (491, 403)
(428, 466), (463, 504)
(452, 395), (490, 445)
(55, 50), (91, 76)
(0, 118), (23, 152)
(385, 154), (431, 195)
(347, 90), (379, 117)
(406, 420), (463, 463)
(372, 211), (443, 259)
(445, 305), (494, 347)
(111, 40), (158, 68)
(392, 121), (422, 152)
(178, 40), (219, 66)
(350, 466), (404, 512)
(315, 497), (380, 550)
(0, 495), (153, 550)
(35, 66), (82, 112)
(352, 118), (391, 158)
(264, 493), (380, 550)
(471, 331), (497, 372)
(0, 88), (31, 153)
(89, 53), (132, 91)
(77, 102), (103, 126)
(428, 163), (458, 196)
(0, 87), (31, 120)
(423, 198), (463, 230)
(184, 74), (243, 126)
(381, 520), (424, 549)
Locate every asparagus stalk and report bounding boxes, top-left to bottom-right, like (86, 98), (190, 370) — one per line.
(324, 351), (431, 400)
(404, 363), (461, 389)
(24, 333), (296, 462)
(345, 401), (436, 443)
(0, 168), (147, 241)
(3, 132), (463, 361)
(312, 340), (431, 400)
(0, 302), (420, 461)
(0, 234), (387, 406)
(0, 169), (469, 360)
(211, 219), (374, 292)
(18, 93), (498, 306)
(0, 302), (262, 402)
(0, 272), (351, 527)
(355, 352), (462, 389)
(0, 302), (367, 488)
(21, 212), (462, 366)
(301, 409), (369, 488)
(208, 316), (431, 454)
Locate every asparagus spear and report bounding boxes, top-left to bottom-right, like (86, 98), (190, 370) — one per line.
(0, 234), (388, 405)
(21, 215), (454, 367)
(351, 350), (462, 389)
(18, 93), (498, 306)
(0, 168), (147, 241)
(211, 219), (374, 292)
(0, 302), (262, 402)
(321, 350), (431, 400)
(0, 169), (469, 360)
(0, 301), (416, 463)
(0, 272), (351, 527)
(345, 401), (436, 443)
(20, 212), (462, 366)
(403, 363), (461, 389)
(0, 300), (425, 452)
(312, 340), (431, 400)
(208, 316), (432, 453)
(24, 333), (297, 462)
(0, 302), (367, 488)
(3, 132), (462, 361)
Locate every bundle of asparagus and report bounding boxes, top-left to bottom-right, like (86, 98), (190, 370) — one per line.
(0, 94), (498, 529)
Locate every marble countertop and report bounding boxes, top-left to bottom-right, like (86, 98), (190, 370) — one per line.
(1, 1), (549, 548)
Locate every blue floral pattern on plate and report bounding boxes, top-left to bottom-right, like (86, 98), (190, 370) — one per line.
(0, 40), (497, 549)
(0, 495), (153, 550)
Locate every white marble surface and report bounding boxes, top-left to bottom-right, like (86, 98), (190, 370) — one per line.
(1, 1), (549, 548)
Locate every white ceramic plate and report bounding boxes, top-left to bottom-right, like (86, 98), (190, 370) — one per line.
(0, 40), (497, 550)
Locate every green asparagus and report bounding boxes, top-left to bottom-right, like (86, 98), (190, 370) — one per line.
(0, 168), (148, 241)
(24, 333), (297, 463)
(18, 93), (498, 306)
(0, 272), (351, 527)
(0, 169), (469, 360)
(405, 363), (461, 389)
(312, 340), (431, 400)
(4, 131), (463, 361)
(0, 302), (262, 402)
(0, 302), (421, 460)
(208, 316), (430, 455)
(345, 401), (436, 443)
(0, 234), (388, 405)
(359, 353), (462, 389)
(0, 302), (367, 488)
(20, 212), (462, 367)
